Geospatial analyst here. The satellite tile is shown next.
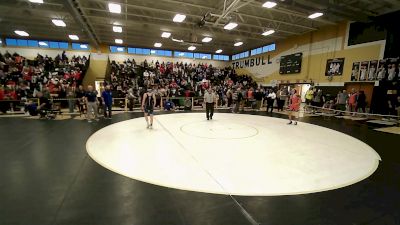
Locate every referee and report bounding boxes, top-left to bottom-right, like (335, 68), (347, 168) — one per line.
(204, 87), (216, 120)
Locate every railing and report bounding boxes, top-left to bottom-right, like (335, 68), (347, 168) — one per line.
(1, 97), (398, 124)
(304, 105), (400, 120)
(0, 96), (265, 114)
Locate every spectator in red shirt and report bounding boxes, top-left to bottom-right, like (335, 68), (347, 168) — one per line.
(288, 89), (301, 125)
(0, 87), (4, 100)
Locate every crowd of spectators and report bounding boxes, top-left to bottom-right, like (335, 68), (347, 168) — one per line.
(107, 59), (263, 109)
(0, 51), (89, 113)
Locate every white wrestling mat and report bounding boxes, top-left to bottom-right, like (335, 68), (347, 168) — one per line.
(86, 113), (380, 196)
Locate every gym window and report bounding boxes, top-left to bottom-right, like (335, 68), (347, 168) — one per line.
(127, 47), (153, 55)
(110, 46), (125, 53)
(174, 51), (194, 58)
(71, 43), (89, 50)
(5, 38), (73, 49)
(149, 49), (173, 57)
(194, 53), (211, 60)
(250, 43), (276, 56)
(213, 55), (229, 61)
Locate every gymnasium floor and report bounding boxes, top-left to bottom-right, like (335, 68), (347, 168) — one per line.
(1, 111), (399, 225)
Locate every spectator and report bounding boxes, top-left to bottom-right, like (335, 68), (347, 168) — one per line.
(266, 89), (276, 113)
(75, 85), (86, 113)
(102, 85), (113, 119)
(336, 90), (348, 114)
(164, 97), (175, 111)
(36, 91), (51, 118)
(356, 90), (367, 114)
(85, 85), (99, 122)
(287, 89), (301, 125)
(254, 88), (263, 110)
(276, 86), (286, 112)
(305, 87), (314, 108)
(348, 88), (358, 113)
(184, 97), (192, 111)
(312, 89), (324, 112)
(126, 89), (136, 111)
(66, 87), (75, 113)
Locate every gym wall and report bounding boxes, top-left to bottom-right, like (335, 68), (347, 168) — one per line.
(231, 22), (386, 86)
(0, 47), (90, 59)
(108, 53), (230, 68)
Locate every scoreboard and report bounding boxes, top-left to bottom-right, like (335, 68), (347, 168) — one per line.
(279, 52), (303, 74)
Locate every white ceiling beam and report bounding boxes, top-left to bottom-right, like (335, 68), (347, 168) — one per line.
(82, 6), (290, 39)
(156, 0), (322, 30)
(213, 0), (242, 26)
(247, 1), (337, 25)
(85, 14), (274, 43)
(235, 12), (318, 31)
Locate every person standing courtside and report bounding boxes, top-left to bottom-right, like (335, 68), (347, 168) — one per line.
(85, 85), (99, 122)
(101, 85), (113, 119)
(141, 87), (156, 129)
(287, 89), (301, 125)
(204, 87), (216, 120)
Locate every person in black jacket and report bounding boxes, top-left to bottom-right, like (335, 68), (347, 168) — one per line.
(356, 90), (367, 113)
(254, 88), (263, 110)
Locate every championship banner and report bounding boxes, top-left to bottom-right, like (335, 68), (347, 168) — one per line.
(368, 60), (378, 80)
(377, 59), (387, 80)
(351, 62), (360, 81)
(325, 58), (345, 76)
(359, 61), (369, 81)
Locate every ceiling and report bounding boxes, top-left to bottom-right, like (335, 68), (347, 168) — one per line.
(0, 0), (399, 55)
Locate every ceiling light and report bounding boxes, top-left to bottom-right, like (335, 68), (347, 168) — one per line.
(38, 41), (47, 46)
(308, 12), (323, 19)
(202, 37), (212, 43)
(15, 30), (29, 37)
(262, 29), (275, 36)
(154, 42), (162, 47)
(115, 39), (123, 44)
(172, 38), (184, 43)
(29, 0), (43, 3)
(173, 14), (186, 22)
(188, 46), (196, 51)
(108, 3), (121, 14)
(216, 49), (223, 53)
(262, 1), (277, 8)
(224, 22), (238, 30)
(151, 50), (156, 54)
(117, 47), (124, 52)
(161, 32), (171, 38)
(234, 41), (243, 46)
(80, 44), (88, 49)
(113, 26), (122, 33)
(68, 35), (79, 40)
(52, 19), (66, 27)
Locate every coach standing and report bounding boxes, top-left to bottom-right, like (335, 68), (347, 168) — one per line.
(204, 87), (216, 120)
(85, 85), (99, 122)
(102, 85), (113, 119)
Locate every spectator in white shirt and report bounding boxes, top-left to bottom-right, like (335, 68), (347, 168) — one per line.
(266, 89), (276, 113)
(143, 70), (149, 78)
